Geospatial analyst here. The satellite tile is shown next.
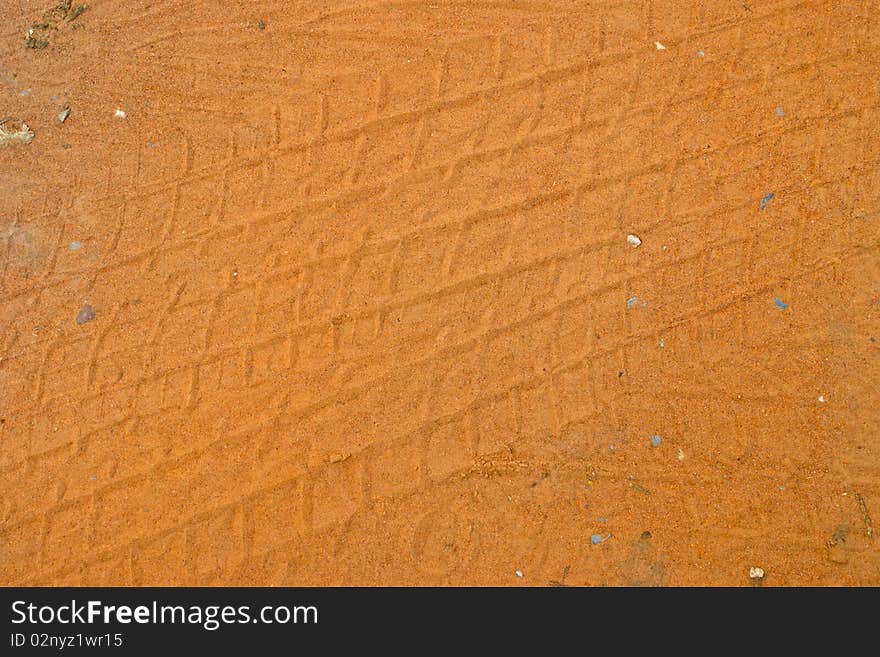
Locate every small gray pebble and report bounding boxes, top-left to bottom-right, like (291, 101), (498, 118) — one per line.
(76, 304), (96, 325)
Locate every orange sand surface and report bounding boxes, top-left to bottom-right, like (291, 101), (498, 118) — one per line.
(1, 0), (878, 585)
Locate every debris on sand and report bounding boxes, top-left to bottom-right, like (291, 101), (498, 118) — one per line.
(773, 297), (788, 310)
(24, 1), (86, 50)
(627, 233), (642, 248)
(854, 493), (874, 539)
(114, 109), (126, 119)
(760, 192), (774, 210)
(58, 105), (70, 123)
(650, 435), (662, 447)
(515, 570), (523, 578)
(591, 533), (610, 545)
(0, 122), (34, 146)
(68, 4), (87, 22)
(749, 566), (765, 581)
(76, 303), (96, 325)
(655, 41), (666, 50)
(829, 525), (849, 547)
(25, 30), (49, 49)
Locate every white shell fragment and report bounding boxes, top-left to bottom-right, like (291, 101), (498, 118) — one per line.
(114, 109), (126, 119)
(627, 234), (642, 247)
(749, 567), (765, 580)
(0, 122), (34, 146)
(655, 41), (666, 50)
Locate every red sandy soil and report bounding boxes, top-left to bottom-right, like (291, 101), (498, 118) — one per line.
(1, 0), (878, 586)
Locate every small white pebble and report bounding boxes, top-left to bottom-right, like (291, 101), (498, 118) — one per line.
(697, 50), (705, 57)
(627, 233), (642, 248)
(232, 270), (238, 277)
(749, 567), (765, 580)
(676, 448), (685, 461)
(114, 109), (126, 119)
(655, 41), (666, 50)
(818, 395), (826, 403)
(515, 570), (523, 578)
(659, 339), (665, 348)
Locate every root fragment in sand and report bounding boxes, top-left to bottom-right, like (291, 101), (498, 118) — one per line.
(68, 4), (87, 22)
(854, 493), (874, 539)
(0, 122), (35, 146)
